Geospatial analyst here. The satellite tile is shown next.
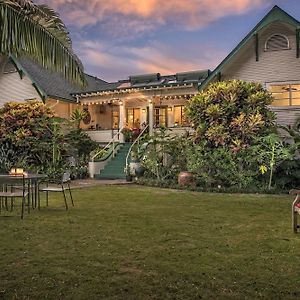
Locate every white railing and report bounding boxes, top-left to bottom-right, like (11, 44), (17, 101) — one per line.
(125, 125), (149, 170)
(91, 126), (124, 162)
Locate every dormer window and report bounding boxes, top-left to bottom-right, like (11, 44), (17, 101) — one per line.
(265, 34), (290, 51)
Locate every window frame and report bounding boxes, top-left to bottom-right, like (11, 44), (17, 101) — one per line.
(173, 105), (188, 127)
(267, 81), (300, 107)
(264, 34), (290, 52)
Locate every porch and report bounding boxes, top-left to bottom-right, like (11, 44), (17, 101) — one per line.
(81, 94), (194, 143)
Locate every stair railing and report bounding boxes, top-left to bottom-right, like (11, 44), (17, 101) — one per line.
(91, 126), (124, 163)
(125, 125), (149, 172)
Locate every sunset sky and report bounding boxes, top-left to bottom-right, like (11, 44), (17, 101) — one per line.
(36, 0), (300, 82)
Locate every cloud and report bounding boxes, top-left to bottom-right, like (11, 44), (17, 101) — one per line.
(74, 39), (226, 81)
(36, 0), (268, 33)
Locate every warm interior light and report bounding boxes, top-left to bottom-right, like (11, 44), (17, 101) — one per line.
(10, 168), (24, 175)
(168, 107), (173, 112)
(142, 108), (146, 113)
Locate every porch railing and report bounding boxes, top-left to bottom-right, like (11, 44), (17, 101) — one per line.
(125, 125), (149, 172)
(91, 126), (124, 162)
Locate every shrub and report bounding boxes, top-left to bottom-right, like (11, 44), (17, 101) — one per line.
(184, 80), (281, 190)
(186, 80), (275, 148)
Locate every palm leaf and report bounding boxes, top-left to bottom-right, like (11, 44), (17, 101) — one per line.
(0, 0), (86, 87)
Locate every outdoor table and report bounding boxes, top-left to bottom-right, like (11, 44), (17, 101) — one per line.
(0, 173), (47, 212)
(24, 174), (47, 210)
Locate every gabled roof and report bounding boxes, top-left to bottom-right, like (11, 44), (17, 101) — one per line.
(11, 56), (114, 102)
(200, 5), (300, 90)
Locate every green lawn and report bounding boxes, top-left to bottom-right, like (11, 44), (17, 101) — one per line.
(1, 186), (300, 299)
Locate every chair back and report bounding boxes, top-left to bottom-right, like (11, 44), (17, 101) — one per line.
(62, 172), (71, 183)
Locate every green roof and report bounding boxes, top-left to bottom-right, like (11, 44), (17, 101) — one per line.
(200, 5), (300, 90)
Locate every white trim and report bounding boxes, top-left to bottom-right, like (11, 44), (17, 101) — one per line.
(264, 33), (290, 51)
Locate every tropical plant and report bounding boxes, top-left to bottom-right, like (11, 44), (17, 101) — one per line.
(0, 0), (85, 86)
(255, 133), (293, 190)
(141, 128), (190, 181)
(70, 108), (87, 129)
(0, 141), (26, 173)
(186, 80), (275, 148)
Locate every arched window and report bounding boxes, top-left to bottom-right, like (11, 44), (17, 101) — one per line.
(265, 34), (290, 51)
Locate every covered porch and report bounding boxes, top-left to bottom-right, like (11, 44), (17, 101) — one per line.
(79, 90), (197, 143)
(75, 70), (209, 143)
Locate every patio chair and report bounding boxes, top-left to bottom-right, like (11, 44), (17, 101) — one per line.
(0, 175), (29, 219)
(38, 172), (74, 210)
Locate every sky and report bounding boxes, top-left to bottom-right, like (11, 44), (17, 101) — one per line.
(35, 0), (300, 82)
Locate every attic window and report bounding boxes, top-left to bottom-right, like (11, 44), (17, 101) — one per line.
(265, 34), (290, 51)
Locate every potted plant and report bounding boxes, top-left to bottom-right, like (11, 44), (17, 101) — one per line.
(121, 127), (133, 142)
(124, 165), (133, 182)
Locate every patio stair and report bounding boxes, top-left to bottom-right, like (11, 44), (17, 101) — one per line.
(94, 143), (132, 180)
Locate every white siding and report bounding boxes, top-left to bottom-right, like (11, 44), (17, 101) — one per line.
(270, 106), (300, 126)
(0, 70), (41, 106)
(223, 22), (300, 84)
(221, 21), (300, 127)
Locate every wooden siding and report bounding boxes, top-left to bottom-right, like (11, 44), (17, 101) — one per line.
(270, 106), (300, 126)
(221, 21), (300, 127)
(46, 99), (78, 120)
(223, 22), (300, 84)
(0, 68), (41, 105)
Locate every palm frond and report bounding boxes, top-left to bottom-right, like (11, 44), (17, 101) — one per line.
(0, 0), (86, 87)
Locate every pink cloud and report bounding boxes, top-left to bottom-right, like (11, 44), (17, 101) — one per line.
(75, 39), (226, 81)
(37, 0), (269, 30)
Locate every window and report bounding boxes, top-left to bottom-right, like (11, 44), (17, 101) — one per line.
(265, 34), (290, 51)
(154, 107), (167, 127)
(174, 105), (188, 127)
(126, 108), (140, 128)
(113, 110), (119, 129)
(269, 83), (300, 106)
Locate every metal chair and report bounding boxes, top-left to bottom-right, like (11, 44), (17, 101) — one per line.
(0, 174), (29, 219)
(38, 172), (74, 210)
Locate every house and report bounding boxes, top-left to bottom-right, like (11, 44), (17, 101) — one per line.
(201, 5), (300, 127)
(0, 56), (118, 119)
(75, 5), (300, 142)
(1, 5), (300, 144)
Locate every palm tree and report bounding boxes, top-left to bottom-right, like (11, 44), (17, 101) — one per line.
(0, 0), (85, 86)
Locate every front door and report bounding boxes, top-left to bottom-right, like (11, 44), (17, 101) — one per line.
(154, 107), (167, 127)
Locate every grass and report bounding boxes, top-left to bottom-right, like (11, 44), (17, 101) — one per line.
(0, 185), (300, 299)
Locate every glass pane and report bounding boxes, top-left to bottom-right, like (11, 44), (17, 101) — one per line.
(291, 85), (300, 106)
(155, 108), (167, 127)
(127, 109), (133, 127)
(174, 106), (183, 126)
(269, 84), (289, 93)
(126, 108), (140, 128)
(113, 111), (119, 129)
(269, 84), (290, 106)
(133, 109), (140, 128)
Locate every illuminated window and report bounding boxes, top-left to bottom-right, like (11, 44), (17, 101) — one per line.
(154, 107), (167, 127)
(174, 105), (188, 126)
(113, 110), (119, 129)
(269, 84), (300, 106)
(126, 108), (140, 128)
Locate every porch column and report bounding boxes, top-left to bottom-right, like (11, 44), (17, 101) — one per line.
(119, 100), (125, 142)
(148, 98), (154, 135)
